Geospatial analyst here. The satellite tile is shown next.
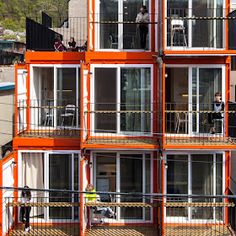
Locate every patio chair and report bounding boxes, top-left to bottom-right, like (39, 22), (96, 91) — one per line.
(60, 104), (76, 127)
(171, 19), (187, 46)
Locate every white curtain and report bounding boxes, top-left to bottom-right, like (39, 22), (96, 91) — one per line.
(22, 153), (44, 216)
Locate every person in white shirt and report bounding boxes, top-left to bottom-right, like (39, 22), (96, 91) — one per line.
(135, 5), (150, 49)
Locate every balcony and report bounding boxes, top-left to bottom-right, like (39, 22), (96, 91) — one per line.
(26, 16), (87, 51)
(82, 110), (158, 149)
(164, 103), (236, 148)
(3, 188), (236, 236)
(165, 7), (227, 51)
(16, 99), (80, 138)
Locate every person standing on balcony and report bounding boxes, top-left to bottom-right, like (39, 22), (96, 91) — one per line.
(136, 5), (150, 49)
(20, 186), (32, 232)
(209, 92), (225, 134)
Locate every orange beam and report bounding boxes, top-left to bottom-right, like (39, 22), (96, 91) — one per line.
(13, 137), (81, 150)
(164, 57), (227, 65)
(25, 52), (85, 64)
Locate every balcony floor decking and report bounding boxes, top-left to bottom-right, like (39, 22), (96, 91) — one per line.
(18, 129), (81, 138)
(9, 224), (80, 236)
(165, 136), (236, 148)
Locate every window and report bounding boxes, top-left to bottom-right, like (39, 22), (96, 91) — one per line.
(166, 0), (224, 48)
(21, 152), (80, 220)
(166, 153), (223, 220)
(31, 66), (80, 128)
(94, 152), (152, 221)
(165, 66), (223, 134)
(93, 66), (152, 134)
(96, 0), (150, 50)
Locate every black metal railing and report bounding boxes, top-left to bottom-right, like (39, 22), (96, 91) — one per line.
(26, 16), (87, 51)
(2, 187), (236, 236)
(16, 99), (80, 137)
(165, 8), (230, 49)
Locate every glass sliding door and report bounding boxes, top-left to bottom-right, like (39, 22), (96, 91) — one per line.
(98, 0), (150, 50)
(94, 152), (152, 221)
(94, 68), (117, 132)
(166, 0), (224, 48)
(49, 154), (72, 219)
(191, 68), (222, 134)
(166, 153), (223, 221)
(57, 68), (77, 127)
(93, 66), (152, 134)
(120, 68), (151, 133)
(120, 154), (143, 219)
(32, 66), (80, 128)
(99, 0), (118, 49)
(192, 0), (223, 48)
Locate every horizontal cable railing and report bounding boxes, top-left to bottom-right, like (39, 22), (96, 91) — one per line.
(2, 187), (236, 236)
(17, 99), (80, 137)
(165, 102), (236, 145)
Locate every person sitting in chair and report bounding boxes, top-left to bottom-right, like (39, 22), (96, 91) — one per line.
(54, 35), (67, 52)
(85, 184), (116, 222)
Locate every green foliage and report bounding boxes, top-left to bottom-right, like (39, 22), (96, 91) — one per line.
(0, 0), (69, 31)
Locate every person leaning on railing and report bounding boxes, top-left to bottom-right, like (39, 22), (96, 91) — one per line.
(135, 5), (150, 50)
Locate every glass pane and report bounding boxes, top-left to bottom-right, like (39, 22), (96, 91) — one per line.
(95, 68), (117, 132)
(96, 153), (116, 192)
(120, 154), (143, 219)
(120, 68), (151, 133)
(192, 0), (223, 48)
(49, 154), (72, 219)
(167, 0), (188, 47)
(74, 154), (79, 220)
(165, 68), (188, 133)
(216, 154), (223, 220)
(167, 155), (188, 217)
(123, 0), (149, 49)
(198, 68), (222, 133)
(145, 154), (151, 220)
(192, 154), (213, 219)
(57, 68), (77, 127)
(99, 0), (118, 49)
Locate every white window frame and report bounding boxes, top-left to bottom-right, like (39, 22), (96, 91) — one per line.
(94, 0), (151, 51)
(165, 64), (225, 137)
(164, 0), (226, 50)
(90, 64), (153, 136)
(91, 151), (153, 223)
(164, 151), (225, 223)
(30, 64), (80, 129)
(18, 150), (81, 223)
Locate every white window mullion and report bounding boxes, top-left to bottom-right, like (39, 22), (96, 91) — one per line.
(45, 152), (49, 221)
(188, 0), (192, 48)
(117, 154), (121, 220)
(76, 67), (79, 127)
(196, 68), (200, 134)
(142, 154), (146, 221)
(141, 69), (145, 132)
(213, 154), (216, 220)
(71, 154), (75, 221)
(119, 1), (123, 49)
(188, 154), (192, 221)
(117, 67), (121, 133)
(188, 67), (192, 135)
(54, 67), (57, 127)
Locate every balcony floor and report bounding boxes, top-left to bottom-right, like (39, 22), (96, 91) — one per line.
(86, 226), (158, 236)
(18, 129), (80, 138)
(9, 224), (80, 236)
(165, 136), (236, 147)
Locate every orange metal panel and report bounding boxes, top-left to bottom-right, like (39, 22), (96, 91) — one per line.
(25, 52), (85, 64)
(13, 137), (81, 150)
(164, 57), (227, 65)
